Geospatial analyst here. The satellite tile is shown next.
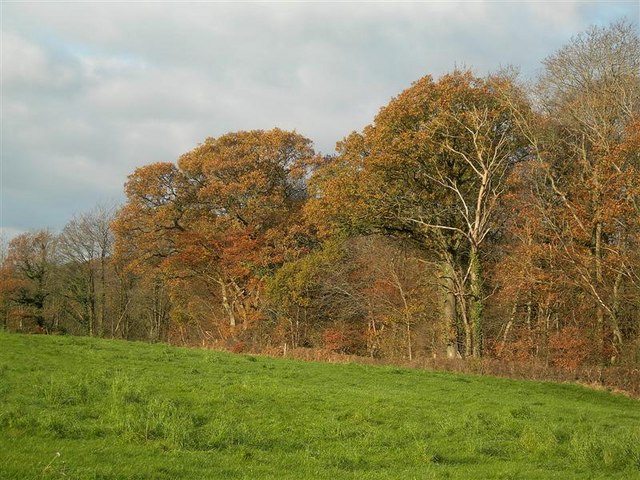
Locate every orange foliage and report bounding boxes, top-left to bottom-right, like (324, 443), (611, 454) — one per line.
(548, 327), (593, 371)
(113, 129), (318, 338)
(322, 325), (365, 354)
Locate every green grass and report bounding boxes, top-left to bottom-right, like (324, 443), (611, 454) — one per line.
(0, 333), (639, 479)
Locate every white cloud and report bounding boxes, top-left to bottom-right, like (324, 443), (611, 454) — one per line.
(1, 31), (49, 86)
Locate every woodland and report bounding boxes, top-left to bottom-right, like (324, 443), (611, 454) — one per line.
(2, 21), (640, 382)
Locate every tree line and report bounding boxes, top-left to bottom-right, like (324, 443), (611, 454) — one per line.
(3, 21), (640, 370)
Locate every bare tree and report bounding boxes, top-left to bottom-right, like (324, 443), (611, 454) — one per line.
(57, 204), (115, 336)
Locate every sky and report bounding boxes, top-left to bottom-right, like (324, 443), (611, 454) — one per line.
(1, 1), (638, 241)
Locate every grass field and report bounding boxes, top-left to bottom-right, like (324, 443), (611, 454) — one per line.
(0, 333), (639, 479)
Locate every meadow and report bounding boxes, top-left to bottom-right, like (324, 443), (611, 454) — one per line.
(0, 332), (639, 479)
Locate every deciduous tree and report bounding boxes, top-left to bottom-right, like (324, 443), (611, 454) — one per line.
(113, 129), (317, 340)
(308, 71), (528, 356)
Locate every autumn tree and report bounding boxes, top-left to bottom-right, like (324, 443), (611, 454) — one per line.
(1, 231), (57, 332)
(308, 71), (528, 357)
(496, 21), (640, 365)
(113, 129), (317, 341)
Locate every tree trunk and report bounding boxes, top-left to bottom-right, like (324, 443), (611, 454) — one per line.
(610, 269), (624, 360)
(219, 279), (236, 327)
(500, 302), (518, 355)
(469, 245), (484, 357)
(99, 253), (106, 337)
(594, 220), (604, 359)
(406, 320), (413, 361)
(441, 261), (459, 357)
(88, 267), (96, 337)
(458, 293), (472, 357)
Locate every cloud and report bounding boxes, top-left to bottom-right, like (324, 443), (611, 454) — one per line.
(1, 1), (638, 239)
(2, 31), (50, 86)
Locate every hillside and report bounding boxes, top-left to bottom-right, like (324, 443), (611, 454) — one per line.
(0, 333), (638, 479)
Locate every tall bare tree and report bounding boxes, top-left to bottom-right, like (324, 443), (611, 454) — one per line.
(58, 204), (115, 336)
